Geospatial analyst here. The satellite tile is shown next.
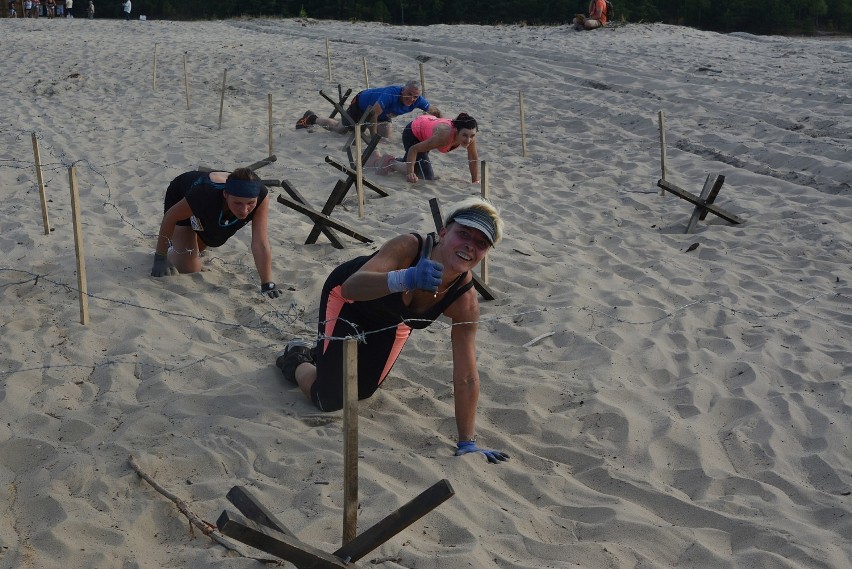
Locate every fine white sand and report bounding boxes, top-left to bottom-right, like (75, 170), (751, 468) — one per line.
(1, 16), (850, 569)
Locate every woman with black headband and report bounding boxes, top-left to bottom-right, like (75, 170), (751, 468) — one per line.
(151, 168), (281, 298)
(276, 197), (509, 464)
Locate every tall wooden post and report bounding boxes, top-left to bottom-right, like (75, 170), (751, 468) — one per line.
(218, 69), (227, 129)
(31, 133), (51, 235)
(183, 54), (190, 109)
(355, 118), (365, 218)
(268, 94), (274, 157)
(326, 39), (333, 81)
(658, 110), (667, 196)
(362, 56), (369, 88)
(519, 91), (527, 157)
(152, 43), (158, 90)
(480, 161), (489, 283)
(68, 166), (89, 325)
(418, 63), (426, 97)
(342, 338), (359, 544)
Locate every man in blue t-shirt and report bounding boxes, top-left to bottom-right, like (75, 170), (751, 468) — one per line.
(296, 80), (442, 139)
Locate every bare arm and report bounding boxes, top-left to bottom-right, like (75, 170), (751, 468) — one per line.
(426, 106), (443, 118)
(155, 198), (192, 256)
(249, 198), (274, 283)
(443, 287), (480, 442)
(339, 234), (419, 300)
(467, 139), (480, 183)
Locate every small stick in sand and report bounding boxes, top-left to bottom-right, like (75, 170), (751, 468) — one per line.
(362, 56), (369, 88)
(480, 160), (489, 284)
(152, 43), (158, 90)
(419, 62), (426, 97)
(268, 94), (274, 156)
(127, 455), (273, 561)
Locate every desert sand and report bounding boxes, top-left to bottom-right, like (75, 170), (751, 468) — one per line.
(0, 16), (850, 569)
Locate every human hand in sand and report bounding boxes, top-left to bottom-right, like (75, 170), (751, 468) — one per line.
(151, 253), (177, 277)
(455, 440), (510, 464)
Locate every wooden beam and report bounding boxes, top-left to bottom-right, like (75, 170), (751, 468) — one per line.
(246, 155), (277, 171)
(334, 479), (455, 563)
(277, 194), (373, 244)
(281, 180), (345, 248)
(217, 510), (363, 569)
(305, 179), (356, 246)
(226, 486), (296, 538)
(656, 178), (742, 225)
(685, 174), (725, 233)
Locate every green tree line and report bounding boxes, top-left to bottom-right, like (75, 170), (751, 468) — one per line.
(99, 0), (852, 34)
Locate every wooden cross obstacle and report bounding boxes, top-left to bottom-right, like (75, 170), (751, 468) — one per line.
(657, 174), (743, 234)
(277, 134), (388, 249)
(216, 338), (455, 566)
(429, 197), (497, 301)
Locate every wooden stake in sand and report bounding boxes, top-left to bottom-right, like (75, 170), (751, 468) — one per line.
(326, 39), (333, 81)
(419, 63), (426, 97)
(31, 133), (51, 235)
(267, 94), (274, 157)
(658, 110), (667, 195)
(183, 54), (190, 109)
(152, 43), (158, 90)
(354, 115), (365, 218)
(362, 56), (369, 88)
(519, 91), (528, 157)
(342, 338), (359, 544)
(218, 69), (227, 129)
(480, 161), (490, 284)
(68, 166), (89, 325)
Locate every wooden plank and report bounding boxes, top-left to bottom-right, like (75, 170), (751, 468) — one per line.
(334, 479), (455, 563)
(277, 194), (373, 244)
(428, 198), (497, 301)
(699, 174), (726, 221)
(329, 87), (352, 119)
(305, 179), (353, 246)
(246, 155), (277, 171)
(685, 174), (720, 234)
(282, 180), (345, 249)
(656, 179), (743, 224)
(324, 157), (389, 197)
(217, 510), (362, 569)
(225, 486), (295, 538)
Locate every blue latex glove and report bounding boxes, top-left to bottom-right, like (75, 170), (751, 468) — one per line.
(261, 282), (282, 298)
(455, 441), (509, 464)
(405, 233), (443, 292)
(151, 253), (177, 277)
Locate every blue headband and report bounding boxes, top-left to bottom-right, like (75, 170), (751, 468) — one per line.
(225, 178), (261, 198)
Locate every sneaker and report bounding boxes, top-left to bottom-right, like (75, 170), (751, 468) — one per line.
(295, 110), (318, 130)
(276, 339), (316, 385)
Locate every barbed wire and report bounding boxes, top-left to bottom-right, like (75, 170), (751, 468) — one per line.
(2, 265), (850, 381)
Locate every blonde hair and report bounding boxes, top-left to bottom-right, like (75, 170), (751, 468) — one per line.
(444, 197), (504, 246)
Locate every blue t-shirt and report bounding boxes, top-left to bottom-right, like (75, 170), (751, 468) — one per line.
(356, 86), (430, 121)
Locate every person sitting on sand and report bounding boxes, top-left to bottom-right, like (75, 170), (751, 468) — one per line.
(151, 168), (282, 298)
(276, 197), (509, 464)
(296, 80), (442, 139)
(573, 0), (608, 30)
(365, 113), (480, 184)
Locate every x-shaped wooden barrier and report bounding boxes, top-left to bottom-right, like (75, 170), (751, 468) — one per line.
(217, 468), (455, 566)
(320, 88), (372, 147)
(657, 174), (743, 233)
(429, 197), (496, 301)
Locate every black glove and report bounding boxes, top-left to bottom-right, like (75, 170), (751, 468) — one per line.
(261, 282), (282, 298)
(151, 253), (177, 277)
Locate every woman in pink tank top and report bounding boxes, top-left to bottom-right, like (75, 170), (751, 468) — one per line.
(369, 113), (480, 184)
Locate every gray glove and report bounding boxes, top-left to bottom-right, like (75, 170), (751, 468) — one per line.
(151, 253), (177, 277)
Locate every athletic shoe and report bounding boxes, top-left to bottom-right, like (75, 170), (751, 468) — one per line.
(276, 339), (316, 385)
(295, 111), (318, 130)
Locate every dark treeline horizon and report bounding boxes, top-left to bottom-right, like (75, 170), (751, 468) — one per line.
(93, 0), (852, 35)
